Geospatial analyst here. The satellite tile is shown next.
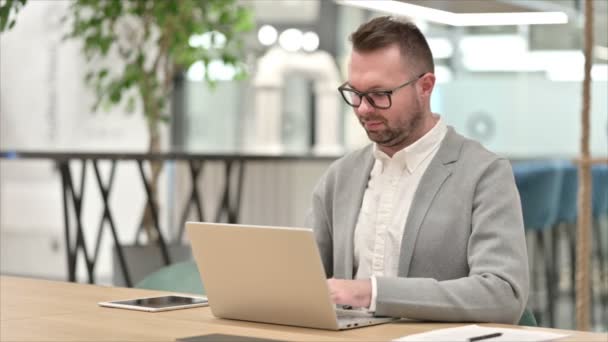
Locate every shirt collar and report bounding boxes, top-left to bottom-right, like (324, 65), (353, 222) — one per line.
(372, 116), (447, 173)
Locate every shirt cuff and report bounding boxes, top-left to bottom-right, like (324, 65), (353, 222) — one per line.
(368, 275), (378, 312)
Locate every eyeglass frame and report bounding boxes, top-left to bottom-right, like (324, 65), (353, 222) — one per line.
(337, 73), (426, 110)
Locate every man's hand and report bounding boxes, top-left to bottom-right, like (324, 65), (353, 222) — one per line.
(327, 278), (372, 308)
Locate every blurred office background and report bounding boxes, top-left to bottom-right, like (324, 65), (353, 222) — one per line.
(1, 0), (606, 332)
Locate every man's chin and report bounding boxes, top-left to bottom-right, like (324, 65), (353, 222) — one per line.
(367, 131), (409, 148)
(366, 131), (388, 144)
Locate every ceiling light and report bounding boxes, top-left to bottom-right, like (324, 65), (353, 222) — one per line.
(258, 25), (278, 46)
(457, 12), (568, 26)
(334, 0), (568, 26)
(302, 31), (320, 52)
(278, 28), (303, 52)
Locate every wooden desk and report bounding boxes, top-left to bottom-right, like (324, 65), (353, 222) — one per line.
(1, 276), (606, 341)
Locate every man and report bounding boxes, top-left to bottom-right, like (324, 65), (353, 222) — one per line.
(307, 16), (529, 324)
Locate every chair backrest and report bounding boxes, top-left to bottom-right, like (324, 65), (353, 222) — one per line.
(553, 163), (608, 223)
(592, 164), (608, 218)
(518, 307), (538, 327)
(513, 161), (564, 231)
(135, 260), (205, 295)
(556, 162), (578, 224)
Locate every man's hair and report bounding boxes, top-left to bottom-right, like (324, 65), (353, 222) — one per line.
(350, 16), (435, 74)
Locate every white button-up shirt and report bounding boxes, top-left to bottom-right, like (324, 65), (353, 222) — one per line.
(353, 117), (447, 311)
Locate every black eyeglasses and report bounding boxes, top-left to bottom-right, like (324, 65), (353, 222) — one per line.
(338, 73), (425, 109)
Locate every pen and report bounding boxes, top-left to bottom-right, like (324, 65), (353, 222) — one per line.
(468, 332), (502, 342)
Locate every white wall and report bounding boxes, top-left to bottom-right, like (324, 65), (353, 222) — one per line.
(437, 77), (608, 158)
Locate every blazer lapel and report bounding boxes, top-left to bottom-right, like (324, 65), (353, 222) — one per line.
(335, 145), (375, 279)
(397, 127), (463, 276)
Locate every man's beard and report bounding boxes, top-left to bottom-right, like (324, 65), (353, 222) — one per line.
(361, 106), (424, 148)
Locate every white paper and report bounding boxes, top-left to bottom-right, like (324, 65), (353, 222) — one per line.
(393, 324), (568, 342)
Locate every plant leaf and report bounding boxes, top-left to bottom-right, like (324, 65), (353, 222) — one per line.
(61, 0), (253, 127)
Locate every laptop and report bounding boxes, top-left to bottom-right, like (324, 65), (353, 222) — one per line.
(186, 222), (397, 330)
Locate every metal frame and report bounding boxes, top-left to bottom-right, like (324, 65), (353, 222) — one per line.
(1, 151), (339, 286)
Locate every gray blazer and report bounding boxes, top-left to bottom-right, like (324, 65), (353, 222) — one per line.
(307, 127), (529, 324)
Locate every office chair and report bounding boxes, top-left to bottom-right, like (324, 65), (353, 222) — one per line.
(513, 160), (564, 327)
(560, 164), (607, 326)
(135, 260), (205, 295)
(591, 164), (608, 322)
(518, 307), (538, 327)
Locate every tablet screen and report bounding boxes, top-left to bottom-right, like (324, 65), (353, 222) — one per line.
(113, 295), (207, 309)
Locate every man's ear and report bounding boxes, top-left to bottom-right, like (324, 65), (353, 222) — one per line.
(417, 72), (436, 98)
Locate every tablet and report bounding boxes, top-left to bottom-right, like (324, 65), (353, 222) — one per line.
(98, 295), (208, 312)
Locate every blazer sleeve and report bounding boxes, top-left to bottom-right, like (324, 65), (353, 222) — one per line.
(305, 172), (334, 278)
(374, 158), (530, 324)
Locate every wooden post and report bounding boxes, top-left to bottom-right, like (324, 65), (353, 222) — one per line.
(576, 0), (593, 331)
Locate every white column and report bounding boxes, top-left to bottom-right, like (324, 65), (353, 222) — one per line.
(252, 86), (284, 154)
(313, 84), (343, 155)
(251, 48), (344, 155)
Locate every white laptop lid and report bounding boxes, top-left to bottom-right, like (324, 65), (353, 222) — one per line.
(186, 222), (341, 330)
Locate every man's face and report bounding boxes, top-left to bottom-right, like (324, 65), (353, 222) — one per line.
(348, 44), (425, 151)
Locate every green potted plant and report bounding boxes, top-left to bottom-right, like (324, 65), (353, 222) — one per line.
(64, 0), (253, 242)
(69, 0), (254, 285)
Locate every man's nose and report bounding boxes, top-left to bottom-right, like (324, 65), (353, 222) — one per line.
(355, 96), (375, 116)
